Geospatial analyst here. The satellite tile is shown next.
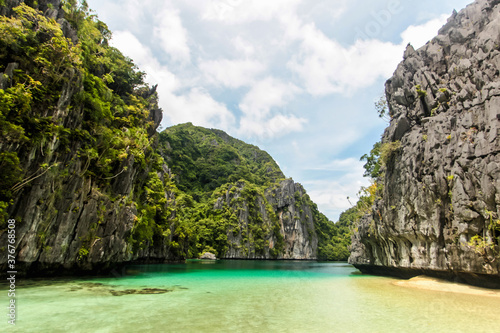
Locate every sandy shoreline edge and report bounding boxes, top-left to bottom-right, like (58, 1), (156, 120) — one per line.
(393, 276), (500, 298)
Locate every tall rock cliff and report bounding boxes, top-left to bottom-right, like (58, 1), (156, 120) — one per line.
(0, 2), (335, 276)
(216, 179), (317, 260)
(349, 0), (500, 287)
(0, 1), (178, 276)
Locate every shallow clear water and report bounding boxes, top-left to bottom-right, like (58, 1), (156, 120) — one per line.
(1, 261), (499, 332)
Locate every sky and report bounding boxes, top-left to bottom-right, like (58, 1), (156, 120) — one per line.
(85, 0), (473, 222)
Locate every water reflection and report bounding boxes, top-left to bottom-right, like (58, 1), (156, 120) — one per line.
(124, 259), (357, 275)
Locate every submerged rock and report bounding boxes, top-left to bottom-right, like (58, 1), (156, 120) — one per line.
(67, 282), (176, 296)
(109, 288), (171, 296)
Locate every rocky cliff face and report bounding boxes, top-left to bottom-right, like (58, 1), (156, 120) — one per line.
(265, 179), (318, 259)
(218, 179), (317, 260)
(0, 1), (177, 276)
(349, 0), (500, 287)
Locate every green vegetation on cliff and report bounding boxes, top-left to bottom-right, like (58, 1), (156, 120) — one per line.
(0, 1), (171, 258)
(158, 123), (351, 261)
(316, 207), (354, 261)
(159, 123), (284, 201)
(0, 2), (156, 189)
(1, 1), (350, 272)
(149, 123), (287, 258)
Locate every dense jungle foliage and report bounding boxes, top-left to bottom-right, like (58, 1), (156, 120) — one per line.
(159, 123), (284, 202)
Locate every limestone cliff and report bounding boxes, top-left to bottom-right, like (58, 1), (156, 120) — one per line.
(217, 179), (317, 260)
(349, 0), (500, 287)
(0, 1), (178, 276)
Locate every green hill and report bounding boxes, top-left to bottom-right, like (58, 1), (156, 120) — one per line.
(159, 123), (284, 200)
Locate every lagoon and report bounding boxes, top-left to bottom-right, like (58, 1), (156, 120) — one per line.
(1, 261), (499, 332)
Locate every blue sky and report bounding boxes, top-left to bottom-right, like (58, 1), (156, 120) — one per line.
(86, 0), (473, 221)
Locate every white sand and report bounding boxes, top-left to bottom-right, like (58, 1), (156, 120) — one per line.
(393, 275), (500, 297)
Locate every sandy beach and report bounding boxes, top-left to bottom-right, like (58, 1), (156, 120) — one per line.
(393, 276), (500, 298)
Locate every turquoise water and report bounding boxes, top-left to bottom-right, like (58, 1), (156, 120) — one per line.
(1, 261), (499, 332)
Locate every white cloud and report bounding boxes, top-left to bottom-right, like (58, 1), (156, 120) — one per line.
(309, 158), (366, 172)
(95, 0), (145, 26)
(162, 87), (235, 131)
(199, 59), (265, 88)
(239, 114), (307, 139)
(153, 8), (191, 64)
(202, 0), (302, 23)
(297, 0), (349, 25)
(267, 114), (307, 135)
(401, 14), (449, 49)
(237, 77), (306, 138)
(304, 158), (371, 220)
(341, 39), (403, 91)
(111, 31), (234, 131)
(307, 181), (364, 220)
(239, 77), (300, 118)
(232, 36), (256, 56)
(314, 0), (348, 20)
(287, 13), (451, 96)
(287, 21), (403, 95)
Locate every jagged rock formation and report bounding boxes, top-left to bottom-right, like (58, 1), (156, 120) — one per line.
(349, 0), (500, 287)
(265, 179), (318, 259)
(200, 252), (217, 260)
(217, 179), (317, 259)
